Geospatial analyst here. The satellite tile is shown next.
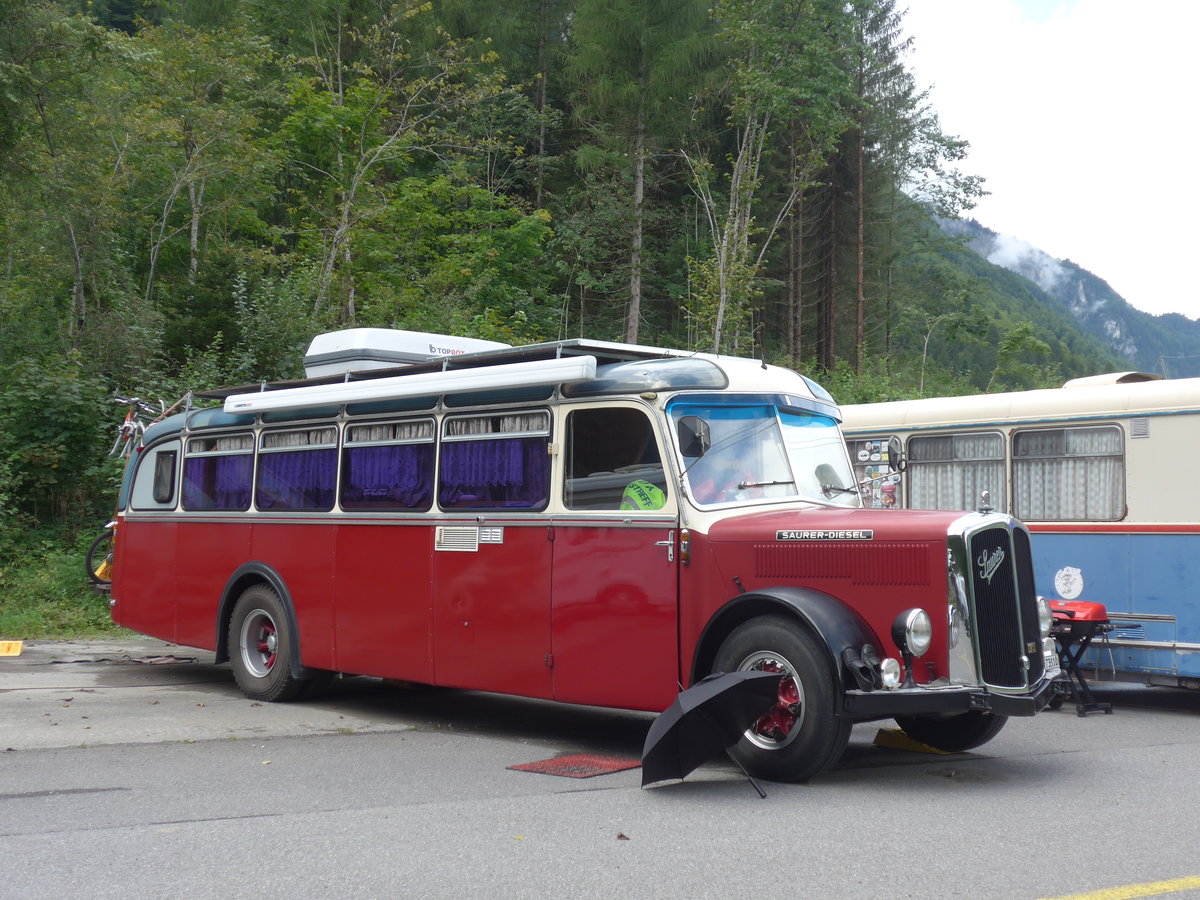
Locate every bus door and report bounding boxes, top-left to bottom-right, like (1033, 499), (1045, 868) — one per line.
(430, 409), (555, 698)
(118, 438), (185, 641)
(550, 406), (680, 711)
(432, 520), (553, 697)
(333, 419), (439, 682)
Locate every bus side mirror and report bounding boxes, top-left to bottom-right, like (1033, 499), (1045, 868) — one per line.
(677, 416), (711, 458)
(889, 435), (906, 472)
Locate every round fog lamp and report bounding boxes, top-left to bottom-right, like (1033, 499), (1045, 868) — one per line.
(893, 608), (933, 658)
(880, 657), (902, 689)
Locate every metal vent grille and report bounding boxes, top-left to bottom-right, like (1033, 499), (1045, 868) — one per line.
(435, 526), (480, 552)
(755, 542), (929, 586)
(1013, 527), (1044, 683)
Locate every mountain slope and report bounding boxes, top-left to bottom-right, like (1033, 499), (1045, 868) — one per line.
(942, 218), (1200, 378)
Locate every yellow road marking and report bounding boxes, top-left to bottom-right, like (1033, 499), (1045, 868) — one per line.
(0, 641), (23, 657)
(1039, 876), (1200, 900)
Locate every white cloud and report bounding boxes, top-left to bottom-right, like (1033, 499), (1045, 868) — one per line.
(986, 234), (1066, 294)
(902, 0), (1200, 320)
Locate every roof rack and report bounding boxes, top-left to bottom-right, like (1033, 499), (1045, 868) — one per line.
(197, 336), (710, 402)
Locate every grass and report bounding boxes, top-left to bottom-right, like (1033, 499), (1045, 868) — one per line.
(0, 544), (133, 639)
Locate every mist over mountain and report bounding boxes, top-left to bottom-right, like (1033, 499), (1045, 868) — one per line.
(941, 218), (1200, 379)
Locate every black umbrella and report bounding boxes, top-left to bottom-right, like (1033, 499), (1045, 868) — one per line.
(641, 670), (784, 796)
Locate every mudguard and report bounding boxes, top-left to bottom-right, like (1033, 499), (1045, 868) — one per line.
(215, 562), (307, 680)
(691, 586), (882, 698)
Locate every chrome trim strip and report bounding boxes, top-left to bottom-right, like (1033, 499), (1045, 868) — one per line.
(1095, 639), (1200, 652)
(945, 512), (1037, 691)
(117, 513), (676, 528)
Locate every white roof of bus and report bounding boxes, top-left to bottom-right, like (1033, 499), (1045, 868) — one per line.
(207, 332), (823, 407)
(840, 375), (1200, 431)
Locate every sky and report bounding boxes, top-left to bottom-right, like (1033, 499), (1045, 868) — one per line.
(901, 0), (1200, 320)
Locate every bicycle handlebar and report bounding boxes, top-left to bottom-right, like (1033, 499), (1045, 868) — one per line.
(113, 396), (164, 416)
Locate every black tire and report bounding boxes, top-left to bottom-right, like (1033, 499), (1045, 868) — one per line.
(894, 710), (1008, 752)
(713, 615), (851, 782)
(85, 530), (115, 585)
(228, 585), (309, 702)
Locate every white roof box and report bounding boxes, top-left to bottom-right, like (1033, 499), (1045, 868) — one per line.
(303, 328), (511, 377)
(1062, 372), (1162, 388)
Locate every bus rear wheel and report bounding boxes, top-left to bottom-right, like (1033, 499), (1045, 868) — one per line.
(894, 710), (1008, 752)
(229, 585), (308, 702)
(713, 616), (850, 783)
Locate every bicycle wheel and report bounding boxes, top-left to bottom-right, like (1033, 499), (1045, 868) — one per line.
(85, 530), (115, 584)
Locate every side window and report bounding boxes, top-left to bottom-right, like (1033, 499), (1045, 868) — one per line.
(908, 432), (1006, 512)
(438, 410), (550, 510)
(1013, 425), (1124, 521)
(130, 440), (180, 510)
(564, 407), (668, 510)
(341, 418), (435, 510)
(256, 426), (338, 511)
(182, 433), (253, 511)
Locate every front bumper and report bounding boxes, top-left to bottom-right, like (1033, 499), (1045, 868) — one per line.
(841, 673), (1061, 719)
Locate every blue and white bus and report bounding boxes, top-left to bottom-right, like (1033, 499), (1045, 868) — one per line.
(840, 372), (1200, 689)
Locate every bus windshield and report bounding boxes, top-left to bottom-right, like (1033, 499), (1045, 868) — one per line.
(671, 401), (859, 508)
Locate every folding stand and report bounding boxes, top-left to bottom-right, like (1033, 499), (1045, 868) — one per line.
(1050, 600), (1115, 717)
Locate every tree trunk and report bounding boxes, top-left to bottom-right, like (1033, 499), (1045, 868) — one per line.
(824, 189), (837, 370)
(626, 103), (645, 343)
(344, 243), (355, 322)
(534, 0), (548, 209)
(65, 218), (85, 338)
(788, 168), (804, 366)
(855, 127), (866, 373)
(187, 175), (205, 288)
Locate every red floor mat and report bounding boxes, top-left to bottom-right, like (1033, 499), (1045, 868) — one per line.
(508, 753), (642, 778)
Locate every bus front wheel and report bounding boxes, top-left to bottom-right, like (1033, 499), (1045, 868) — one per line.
(713, 615), (851, 782)
(229, 585), (308, 702)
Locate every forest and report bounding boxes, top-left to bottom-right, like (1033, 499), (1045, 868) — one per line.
(0, 0), (1123, 627)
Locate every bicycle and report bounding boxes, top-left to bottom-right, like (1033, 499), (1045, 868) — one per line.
(87, 394), (172, 586)
(108, 396), (165, 458)
(85, 520), (117, 585)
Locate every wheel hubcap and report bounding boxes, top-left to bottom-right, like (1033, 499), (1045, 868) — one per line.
(740, 651), (804, 749)
(240, 609), (277, 678)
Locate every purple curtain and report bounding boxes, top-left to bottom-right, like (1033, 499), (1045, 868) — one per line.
(182, 455), (253, 511)
(256, 449), (337, 510)
(438, 438), (548, 508)
(341, 444), (434, 509)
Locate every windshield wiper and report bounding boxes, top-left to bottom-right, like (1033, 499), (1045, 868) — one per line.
(739, 479), (796, 489)
(820, 483), (859, 498)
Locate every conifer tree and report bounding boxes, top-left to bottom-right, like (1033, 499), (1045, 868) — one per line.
(567, 0), (716, 343)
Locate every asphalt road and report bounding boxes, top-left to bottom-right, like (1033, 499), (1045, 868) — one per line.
(3, 638), (1200, 900)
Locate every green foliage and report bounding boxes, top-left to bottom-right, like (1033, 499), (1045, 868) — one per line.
(0, 356), (110, 525)
(0, 544), (129, 639)
(343, 173), (558, 340)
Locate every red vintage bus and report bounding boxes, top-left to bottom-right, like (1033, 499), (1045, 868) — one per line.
(110, 330), (1059, 781)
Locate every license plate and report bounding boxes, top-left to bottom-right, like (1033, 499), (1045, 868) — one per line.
(1043, 647), (1061, 678)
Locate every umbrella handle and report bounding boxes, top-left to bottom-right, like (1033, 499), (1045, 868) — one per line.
(725, 748), (768, 799)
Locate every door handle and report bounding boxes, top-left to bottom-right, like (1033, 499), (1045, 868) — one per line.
(654, 531), (675, 563)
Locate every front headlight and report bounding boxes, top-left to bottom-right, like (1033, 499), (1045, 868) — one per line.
(893, 608), (933, 658)
(1037, 596), (1053, 638)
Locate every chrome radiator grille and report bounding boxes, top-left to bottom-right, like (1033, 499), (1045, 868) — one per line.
(968, 524), (1044, 689)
